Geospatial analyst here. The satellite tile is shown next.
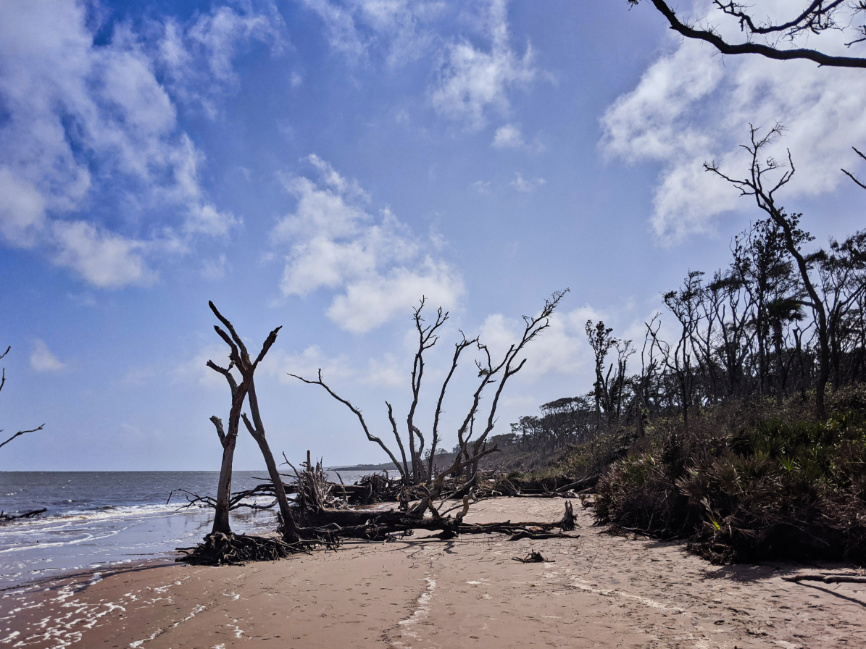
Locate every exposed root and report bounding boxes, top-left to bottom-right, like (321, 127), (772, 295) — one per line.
(176, 532), (318, 566)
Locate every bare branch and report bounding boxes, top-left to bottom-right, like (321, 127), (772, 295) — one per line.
(640, 0), (866, 68)
(386, 401), (410, 479)
(427, 332), (478, 482)
(0, 425), (45, 450)
(290, 370), (408, 483)
(713, 0), (847, 37)
(210, 415), (227, 448)
(209, 301), (250, 362)
(842, 146), (866, 189)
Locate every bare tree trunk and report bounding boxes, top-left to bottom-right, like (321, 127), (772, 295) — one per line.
(242, 379), (298, 540)
(211, 417), (237, 535)
(207, 301), (287, 536)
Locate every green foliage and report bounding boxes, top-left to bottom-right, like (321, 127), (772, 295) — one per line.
(594, 394), (866, 564)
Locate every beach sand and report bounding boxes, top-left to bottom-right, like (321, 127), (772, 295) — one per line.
(2, 497), (864, 649)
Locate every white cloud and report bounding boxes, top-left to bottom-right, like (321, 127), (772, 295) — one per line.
(492, 123), (523, 148)
(327, 258), (464, 333)
(51, 221), (154, 288)
(30, 339), (65, 373)
(300, 0), (367, 61)
(299, 0), (441, 67)
(201, 254), (228, 280)
(430, 0), (537, 129)
(491, 123), (543, 152)
(477, 307), (591, 382)
(510, 172), (545, 193)
(0, 1), (274, 289)
(158, 4), (284, 116)
(600, 3), (866, 243)
(471, 180), (492, 194)
(0, 168), (47, 247)
(273, 157), (464, 333)
(263, 345), (355, 385)
(364, 352), (406, 388)
(174, 343), (236, 390)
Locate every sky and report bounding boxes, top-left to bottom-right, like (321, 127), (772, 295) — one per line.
(1, 0), (864, 471)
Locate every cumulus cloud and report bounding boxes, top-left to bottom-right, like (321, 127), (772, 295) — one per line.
(491, 123), (543, 152)
(510, 172), (545, 193)
(52, 221), (154, 288)
(600, 3), (866, 243)
(492, 123), (524, 148)
(0, 1), (277, 289)
(273, 156), (464, 333)
(430, 0), (537, 129)
(477, 306), (596, 382)
(30, 339), (65, 373)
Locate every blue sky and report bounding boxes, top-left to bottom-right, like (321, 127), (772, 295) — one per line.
(1, 0), (864, 470)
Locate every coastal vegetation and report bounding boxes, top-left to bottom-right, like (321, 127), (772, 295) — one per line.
(180, 2), (866, 568)
(507, 129), (866, 565)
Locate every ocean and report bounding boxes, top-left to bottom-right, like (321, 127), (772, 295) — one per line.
(0, 470), (383, 589)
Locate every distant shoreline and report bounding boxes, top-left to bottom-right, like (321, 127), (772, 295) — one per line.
(328, 462), (398, 472)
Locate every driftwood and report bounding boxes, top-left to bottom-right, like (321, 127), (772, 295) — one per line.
(783, 574), (866, 584)
(176, 453), (581, 566)
(513, 550), (552, 563)
(0, 508), (47, 523)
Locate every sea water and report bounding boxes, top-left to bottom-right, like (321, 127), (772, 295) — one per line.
(0, 470), (381, 589)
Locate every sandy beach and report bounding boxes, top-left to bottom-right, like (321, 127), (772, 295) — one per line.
(2, 497), (864, 649)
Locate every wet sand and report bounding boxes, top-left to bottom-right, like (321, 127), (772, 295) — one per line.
(1, 498), (864, 648)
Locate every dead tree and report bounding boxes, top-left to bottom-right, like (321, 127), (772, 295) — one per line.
(0, 346), (44, 451)
(455, 290), (569, 486)
(630, 0), (866, 69)
(292, 291), (568, 497)
(705, 126), (832, 417)
(206, 302), (296, 539)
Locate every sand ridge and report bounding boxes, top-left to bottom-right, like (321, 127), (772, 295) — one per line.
(1, 498), (864, 648)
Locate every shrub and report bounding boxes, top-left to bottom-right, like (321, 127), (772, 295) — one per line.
(594, 396), (866, 564)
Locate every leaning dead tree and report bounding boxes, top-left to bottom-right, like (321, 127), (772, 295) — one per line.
(0, 346), (44, 452)
(291, 291), (568, 496)
(205, 302), (297, 540)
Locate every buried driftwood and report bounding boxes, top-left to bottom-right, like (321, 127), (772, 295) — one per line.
(783, 574), (866, 584)
(513, 550), (552, 563)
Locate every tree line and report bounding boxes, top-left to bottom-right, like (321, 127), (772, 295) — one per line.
(513, 142), (865, 454)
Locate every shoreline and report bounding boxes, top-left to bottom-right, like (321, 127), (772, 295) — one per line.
(2, 498), (864, 648)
